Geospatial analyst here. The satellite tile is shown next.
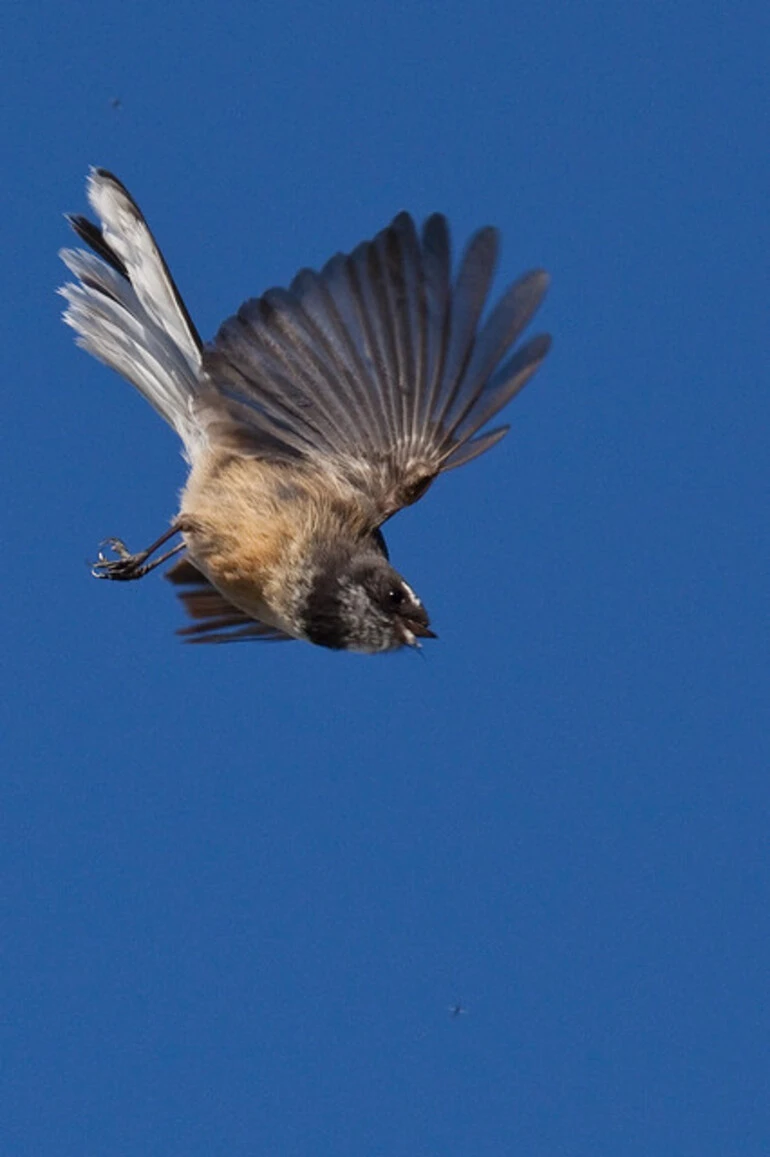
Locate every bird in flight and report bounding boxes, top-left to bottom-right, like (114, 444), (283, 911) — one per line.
(60, 169), (550, 652)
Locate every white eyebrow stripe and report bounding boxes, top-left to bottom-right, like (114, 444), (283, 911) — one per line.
(401, 580), (421, 606)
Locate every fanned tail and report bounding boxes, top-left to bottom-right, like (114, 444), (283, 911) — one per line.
(59, 168), (205, 459)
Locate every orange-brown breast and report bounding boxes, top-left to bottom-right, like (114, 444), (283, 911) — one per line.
(178, 450), (369, 629)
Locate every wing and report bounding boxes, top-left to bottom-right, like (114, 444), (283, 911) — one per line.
(197, 213), (551, 525)
(165, 558), (294, 644)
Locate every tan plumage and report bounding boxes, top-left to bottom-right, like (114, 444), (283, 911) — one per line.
(179, 452), (372, 634)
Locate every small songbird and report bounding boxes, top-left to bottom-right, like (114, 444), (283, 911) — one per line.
(60, 169), (551, 652)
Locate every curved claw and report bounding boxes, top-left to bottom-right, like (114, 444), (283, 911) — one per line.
(91, 538), (150, 581)
(89, 524), (186, 582)
(99, 537), (131, 559)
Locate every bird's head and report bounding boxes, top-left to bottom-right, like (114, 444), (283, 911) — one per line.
(302, 551), (435, 653)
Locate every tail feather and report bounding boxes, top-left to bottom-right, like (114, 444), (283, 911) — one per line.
(84, 168), (202, 359)
(59, 168), (204, 456)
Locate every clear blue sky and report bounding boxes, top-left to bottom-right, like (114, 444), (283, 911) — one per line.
(2, 2), (768, 1154)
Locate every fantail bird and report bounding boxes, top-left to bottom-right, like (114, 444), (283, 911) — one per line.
(60, 169), (551, 652)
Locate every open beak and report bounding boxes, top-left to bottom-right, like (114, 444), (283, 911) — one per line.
(399, 613), (437, 645)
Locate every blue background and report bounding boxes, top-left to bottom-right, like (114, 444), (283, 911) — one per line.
(2, 2), (768, 1154)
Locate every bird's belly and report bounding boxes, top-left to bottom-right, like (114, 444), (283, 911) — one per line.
(178, 451), (363, 639)
(181, 531), (296, 634)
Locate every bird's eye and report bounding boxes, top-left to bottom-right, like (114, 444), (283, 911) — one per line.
(387, 587), (405, 607)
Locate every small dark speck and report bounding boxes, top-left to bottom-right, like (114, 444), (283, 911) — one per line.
(110, 97), (122, 111)
(275, 481), (304, 503)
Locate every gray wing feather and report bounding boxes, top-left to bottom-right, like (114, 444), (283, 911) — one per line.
(449, 333), (552, 445)
(432, 226), (499, 434)
(207, 299), (353, 455)
(442, 425), (510, 471)
(290, 260), (386, 450)
(442, 270), (550, 438)
(418, 214), (452, 437)
(201, 211), (550, 520)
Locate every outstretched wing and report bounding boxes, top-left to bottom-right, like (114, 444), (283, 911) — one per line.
(166, 559), (294, 644)
(198, 213), (551, 525)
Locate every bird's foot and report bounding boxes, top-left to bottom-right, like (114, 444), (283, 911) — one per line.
(91, 538), (152, 581)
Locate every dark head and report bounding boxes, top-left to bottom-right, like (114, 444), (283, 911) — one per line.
(302, 552), (436, 653)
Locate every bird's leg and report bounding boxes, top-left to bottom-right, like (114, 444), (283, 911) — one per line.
(91, 520), (186, 581)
